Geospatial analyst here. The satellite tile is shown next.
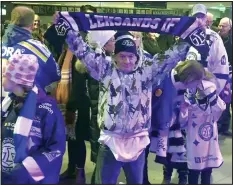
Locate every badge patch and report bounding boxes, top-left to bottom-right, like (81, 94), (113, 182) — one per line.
(198, 123), (213, 141)
(2, 138), (16, 172)
(221, 55), (226, 65)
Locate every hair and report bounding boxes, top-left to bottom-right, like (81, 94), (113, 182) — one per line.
(10, 6), (35, 27)
(130, 31), (144, 50)
(80, 5), (97, 13)
(175, 60), (206, 83)
(32, 28), (43, 42)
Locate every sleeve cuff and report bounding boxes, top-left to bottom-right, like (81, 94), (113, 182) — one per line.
(22, 156), (45, 182)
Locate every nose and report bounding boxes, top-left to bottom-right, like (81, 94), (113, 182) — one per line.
(123, 57), (130, 64)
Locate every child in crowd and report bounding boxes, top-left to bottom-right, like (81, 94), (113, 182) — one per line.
(1, 54), (66, 184)
(172, 61), (226, 184)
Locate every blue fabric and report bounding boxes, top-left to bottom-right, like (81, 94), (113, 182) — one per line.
(151, 74), (177, 130)
(95, 144), (145, 184)
(57, 12), (210, 60)
(1, 94), (66, 184)
(2, 24), (32, 47)
(2, 39), (61, 90)
(14, 89), (38, 163)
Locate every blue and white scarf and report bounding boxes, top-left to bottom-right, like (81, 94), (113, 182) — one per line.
(56, 12), (209, 60)
(1, 86), (38, 163)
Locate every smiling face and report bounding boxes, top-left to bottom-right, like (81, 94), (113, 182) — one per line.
(114, 51), (138, 73)
(218, 18), (232, 37)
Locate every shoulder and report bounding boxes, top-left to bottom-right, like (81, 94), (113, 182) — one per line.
(206, 29), (221, 41)
(24, 39), (52, 58)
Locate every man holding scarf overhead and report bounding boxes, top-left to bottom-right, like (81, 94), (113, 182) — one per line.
(53, 9), (210, 183)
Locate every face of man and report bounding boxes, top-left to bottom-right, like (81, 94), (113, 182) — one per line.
(206, 13), (214, 28)
(114, 51), (138, 73)
(194, 13), (207, 30)
(218, 18), (232, 37)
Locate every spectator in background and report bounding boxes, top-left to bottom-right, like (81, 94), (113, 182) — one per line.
(217, 17), (232, 137)
(1, 6), (65, 184)
(33, 14), (40, 29)
(60, 4), (98, 184)
(206, 12), (214, 28)
(142, 32), (161, 56)
(206, 12), (219, 32)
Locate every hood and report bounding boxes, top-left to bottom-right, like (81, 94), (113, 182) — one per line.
(2, 24), (32, 47)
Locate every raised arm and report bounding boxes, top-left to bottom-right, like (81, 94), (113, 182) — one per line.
(151, 42), (190, 87)
(66, 30), (111, 81)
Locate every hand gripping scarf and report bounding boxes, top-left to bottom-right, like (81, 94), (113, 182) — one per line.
(55, 12), (210, 61)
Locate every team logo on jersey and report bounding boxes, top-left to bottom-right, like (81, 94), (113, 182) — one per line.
(189, 29), (206, 47)
(42, 150), (61, 162)
(221, 55), (226, 65)
(55, 18), (71, 36)
(198, 123), (213, 141)
(2, 138), (16, 172)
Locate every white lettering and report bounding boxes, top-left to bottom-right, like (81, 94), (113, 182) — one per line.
(103, 16), (115, 27)
(161, 18), (171, 32)
(95, 15), (105, 28)
(114, 17), (122, 26)
(122, 18), (132, 26)
(85, 14), (97, 29)
(132, 18), (143, 27)
(141, 18), (152, 28)
(150, 18), (162, 30)
(2, 47), (23, 57)
(165, 18), (180, 33)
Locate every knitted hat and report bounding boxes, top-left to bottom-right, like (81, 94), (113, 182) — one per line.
(191, 4), (207, 16)
(4, 54), (39, 87)
(114, 31), (138, 56)
(88, 30), (116, 48)
(1, 53), (40, 164)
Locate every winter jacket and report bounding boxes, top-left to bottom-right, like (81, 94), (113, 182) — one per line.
(2, 34), (61, 91)
(186, 28), (229, 94)
(66, 30), (190, 162)
(66, 57), (91, 141)
(2, 94), (66, 184)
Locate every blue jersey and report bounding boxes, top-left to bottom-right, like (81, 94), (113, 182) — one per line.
(2, 39), (61, 90)
(2, 95), (66, 184)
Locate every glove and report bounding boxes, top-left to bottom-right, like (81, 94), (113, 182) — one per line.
(65, 111), (76, 125)
(3, 163), (35, 184)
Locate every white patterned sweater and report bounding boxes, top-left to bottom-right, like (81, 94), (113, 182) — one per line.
(66, 30), (190, 162)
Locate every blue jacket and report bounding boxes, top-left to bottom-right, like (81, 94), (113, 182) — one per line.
(2, 30), (61, 90)
(2, 94), (66, 184)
